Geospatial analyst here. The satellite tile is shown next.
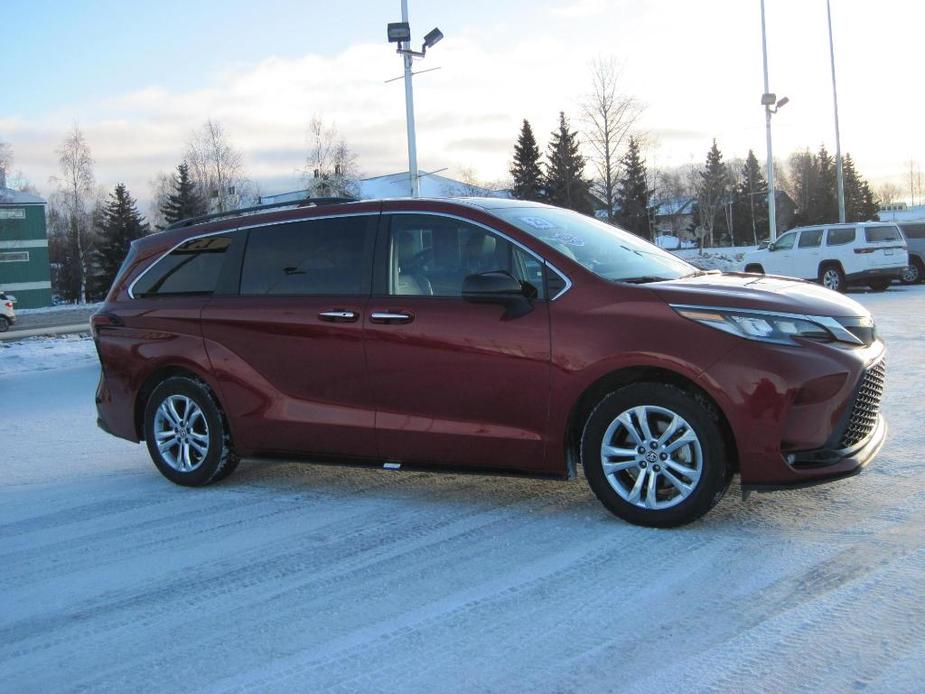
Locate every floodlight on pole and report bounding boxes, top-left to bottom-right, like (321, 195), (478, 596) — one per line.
(387, 2), (443, 197)
(759, 0), (787, 242)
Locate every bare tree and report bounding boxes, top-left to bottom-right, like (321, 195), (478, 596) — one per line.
(652, 168), (692, 243)
(877, 182), (903, 206)
(581, 57), (641, 222)
(148, 171), (173, 230)
(51, 126), (97, 303)
(442, 167), (507, 197)
(185, 120), (249, 213)
(0, 140), (12, 189)
(303, 116), (360, 199)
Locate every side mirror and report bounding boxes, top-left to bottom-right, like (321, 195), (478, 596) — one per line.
(758, 241), (769, 250)
(462, 271), (529, 304)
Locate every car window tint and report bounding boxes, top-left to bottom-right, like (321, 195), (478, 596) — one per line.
(774, 232), (796, 250)
(798, 229), (823, 248)
(240, 217), (372, 295)
(134, 235), (231, 296)
(901, 223), (925, 240)
(388, 214), (544, 299)
(826, 227), (856, 246)
(865, 225), (902, 243)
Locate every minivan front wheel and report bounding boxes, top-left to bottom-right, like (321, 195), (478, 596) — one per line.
(582, 383), (731, 527)
(143, 377), (239, 486)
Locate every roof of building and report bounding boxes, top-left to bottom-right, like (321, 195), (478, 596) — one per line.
(0, 187), (46, 205)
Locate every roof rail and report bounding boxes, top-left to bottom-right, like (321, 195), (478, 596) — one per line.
(163, 197), (357, 231)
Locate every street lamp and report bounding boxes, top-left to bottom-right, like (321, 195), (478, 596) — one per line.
(760, 0), (788, 242)
(387, 2), (443, 198)
(827, 0), (846, 223)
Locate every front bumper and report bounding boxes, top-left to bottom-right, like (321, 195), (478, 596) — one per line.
(742, 414), (886, 492)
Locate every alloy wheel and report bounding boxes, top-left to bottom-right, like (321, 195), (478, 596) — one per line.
(901, 264), (919, 284)
(599, 405), (703, 510)
(152, 394), (210, 472)
(823, 268), (841, 291)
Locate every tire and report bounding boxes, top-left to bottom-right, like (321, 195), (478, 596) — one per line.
(744, 264), (765, 274)
(581, 383), (732, 528)
(819, 263), (845, 293)
(868, 279), (892, 292)
(0, 317), (9, 333)
(900, 259), (922, 285)
(143, 376), (239, 486)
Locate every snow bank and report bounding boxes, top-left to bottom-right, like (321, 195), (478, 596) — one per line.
(15, 302), (103, 316)
(0, 334), (97, 377)
(671, 245), (756, 271)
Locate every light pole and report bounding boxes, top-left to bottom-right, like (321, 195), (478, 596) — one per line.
(760, 0), (788, 242)
(387, 3), (443, 198)
(827, 0), (846, 223)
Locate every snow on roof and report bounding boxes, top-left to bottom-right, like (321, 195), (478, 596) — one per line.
(876, 205), (925, 223)
(258, 172), (510, 206)
(0, 187), (46, 205)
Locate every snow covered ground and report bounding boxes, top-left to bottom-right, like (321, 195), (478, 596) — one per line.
(1, 285), (924, 692)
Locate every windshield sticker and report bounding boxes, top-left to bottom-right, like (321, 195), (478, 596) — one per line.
(550, 231), (586, 247)
(519, 216), (557, 230)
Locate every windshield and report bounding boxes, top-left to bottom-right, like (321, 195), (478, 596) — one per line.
(493, 206), (696, 282)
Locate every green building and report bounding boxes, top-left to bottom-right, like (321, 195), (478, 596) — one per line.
(0, 182), (53, 309)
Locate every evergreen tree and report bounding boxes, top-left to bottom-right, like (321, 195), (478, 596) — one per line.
(93, 183), (148, 298)
(814, 145), (838, 224)
(510, 119), (544, 201)
(732, 150), (769, 245)
(159, 162), (206, 227)
(614, 136), (650, 238)
(544, 112), (592, 214)
(693, 140), (729, 248)
(843, 154), (879, 222)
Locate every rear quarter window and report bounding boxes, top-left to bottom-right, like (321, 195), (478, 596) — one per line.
(826, 228), (856, 246)
(865, 226), (902, 243)
(132, 235), (232, 297)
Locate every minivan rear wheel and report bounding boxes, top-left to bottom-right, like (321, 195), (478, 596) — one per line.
(143, 377), (239, 486)
(868, 278), (892, 292)
(581, 383), (732, 527)
(0, 317), (9, 333)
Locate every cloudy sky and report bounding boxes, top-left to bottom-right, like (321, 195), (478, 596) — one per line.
(2, 0), (923, 207)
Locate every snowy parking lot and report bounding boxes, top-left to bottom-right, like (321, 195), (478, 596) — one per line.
(2, 286), (924, 693)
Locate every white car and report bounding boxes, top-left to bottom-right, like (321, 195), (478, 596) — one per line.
(0, 291), (16, 332)
(741, 222), (908, 292)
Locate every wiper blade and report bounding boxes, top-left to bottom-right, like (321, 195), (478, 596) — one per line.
(619, 276), (673, 284)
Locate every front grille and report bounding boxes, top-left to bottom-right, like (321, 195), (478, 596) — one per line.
(840, 358), (886, 449)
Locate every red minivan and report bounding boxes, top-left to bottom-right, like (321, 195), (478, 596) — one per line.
(93, 198), (887, 526)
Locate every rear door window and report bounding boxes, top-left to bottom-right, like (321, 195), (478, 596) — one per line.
(133, 235), (232, 297)
(865, 225), (902, 243)
(240, 216), (375, 295)
(901, 223), (925, 240)
(798, 229), (823, 248)
(826, 227), (856, 246)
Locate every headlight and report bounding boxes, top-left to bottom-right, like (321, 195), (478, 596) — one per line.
(672, 305), (835, 345)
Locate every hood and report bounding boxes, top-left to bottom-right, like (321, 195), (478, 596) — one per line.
(650, 272), (868, 318)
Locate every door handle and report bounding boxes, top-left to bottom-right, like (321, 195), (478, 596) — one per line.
(370, 311), (414, 324)
(319, 310), (358, 322)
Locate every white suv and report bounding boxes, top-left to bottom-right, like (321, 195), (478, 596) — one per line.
(741, 222), (908, 292)
(0, 291), (16, 332)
